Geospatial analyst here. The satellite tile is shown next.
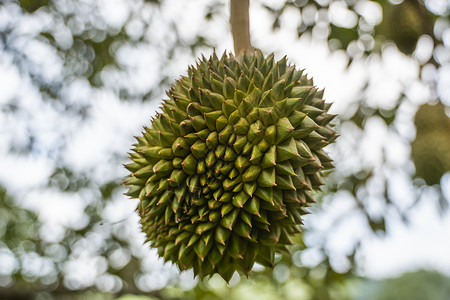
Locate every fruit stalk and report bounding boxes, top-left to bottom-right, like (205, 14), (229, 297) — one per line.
(230, 0), (252, 55)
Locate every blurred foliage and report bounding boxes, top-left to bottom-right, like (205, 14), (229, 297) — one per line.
(0, 0), (449, 299)
(0, 186), (40, 250)
(411, 102), (450, 185)
(355, 270), (450, 300)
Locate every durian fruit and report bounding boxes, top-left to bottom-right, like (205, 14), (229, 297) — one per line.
(124, 50), (337, 281)
(411, 102), (450, 185)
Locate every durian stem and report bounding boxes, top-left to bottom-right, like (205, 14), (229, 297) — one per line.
(230, 0), (252, 55)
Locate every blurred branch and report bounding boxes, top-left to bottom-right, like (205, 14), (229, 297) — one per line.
(230, 0), (252, 55)
(0, 284), (168, 300)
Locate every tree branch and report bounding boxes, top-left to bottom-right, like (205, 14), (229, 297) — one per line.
(230, 0), (252, 55)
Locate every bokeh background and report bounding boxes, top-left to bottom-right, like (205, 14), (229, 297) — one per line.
(0, 0), (449, 299)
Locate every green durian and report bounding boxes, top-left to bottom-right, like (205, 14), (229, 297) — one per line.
(124, 50), (338, 281)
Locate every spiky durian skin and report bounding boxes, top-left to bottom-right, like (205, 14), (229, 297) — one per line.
(124, 50), (337, 281)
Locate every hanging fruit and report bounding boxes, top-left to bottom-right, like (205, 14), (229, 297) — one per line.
(124, 49), (337, 281)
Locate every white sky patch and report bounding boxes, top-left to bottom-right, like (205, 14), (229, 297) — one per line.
(102, 194), (138, 224)
(279, 5), (302, 34)
(438, 64), (450, 105)
(98, 0), (130, 30)
(19, 39), (63, 83)
(0, 62), (21, 105)
(64, 89), (157, 180)
(25, 189), (86, 227)
(63, 255), (108, 290)
(96, 273), (123, 293)
(165, 0), (207, 43)
(384, 132), (411, 167)
(115, 45), (161, 95)
(360, 199), (450, 278)
(425, 0), (449, 16)
(405, 80), (432, 105)
(414, 35), (434, 65)
(0, 155), (54, 192)
(0, 248), (19, 276)
(366, 47), (420, 109)
(360, 117), (387, 167)
(329, 1), (359, 28)
(354, 0), (382, 26)
(60, 78), (93, 107)
(125, 17), (145, 40)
